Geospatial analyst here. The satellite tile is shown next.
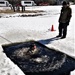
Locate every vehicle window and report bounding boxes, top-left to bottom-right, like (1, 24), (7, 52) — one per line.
(24, 2), (31, 4)
(0, 2), (5, 4)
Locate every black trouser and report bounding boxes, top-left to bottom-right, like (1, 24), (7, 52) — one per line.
(58, 23), (68, 37)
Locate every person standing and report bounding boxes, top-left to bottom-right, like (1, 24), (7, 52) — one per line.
(56, 1), (72, 39)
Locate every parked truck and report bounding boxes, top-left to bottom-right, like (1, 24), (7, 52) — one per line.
(21, 0), (36, 6)
(0, 0), (12, 7)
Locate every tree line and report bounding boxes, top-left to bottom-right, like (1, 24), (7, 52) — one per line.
(8, 0), (75, 5)
(7, 0), (74, 12)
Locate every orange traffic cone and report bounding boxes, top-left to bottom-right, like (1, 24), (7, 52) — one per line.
(51, 25), (55, 31)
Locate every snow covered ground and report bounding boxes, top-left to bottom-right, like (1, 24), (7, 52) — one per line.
(0, 5), (75, 75)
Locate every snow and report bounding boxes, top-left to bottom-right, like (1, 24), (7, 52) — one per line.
(0, 5), (75, 75)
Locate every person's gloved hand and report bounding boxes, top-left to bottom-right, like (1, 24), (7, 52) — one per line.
(66, 21), (70, 26)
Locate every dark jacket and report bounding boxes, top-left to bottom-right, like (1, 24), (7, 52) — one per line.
(59, 6), (72, 25)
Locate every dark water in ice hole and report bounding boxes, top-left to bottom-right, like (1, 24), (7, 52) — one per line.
(2, 41), (75, 75)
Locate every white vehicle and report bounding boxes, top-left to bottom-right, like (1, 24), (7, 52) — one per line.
(21, 0), (36, 6)
(0, 0), (12, 7)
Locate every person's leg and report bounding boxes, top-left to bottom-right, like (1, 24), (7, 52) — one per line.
(61, 23), (67, 38)
(57, 23), (63, 37)
(61, 24), (67, 38)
